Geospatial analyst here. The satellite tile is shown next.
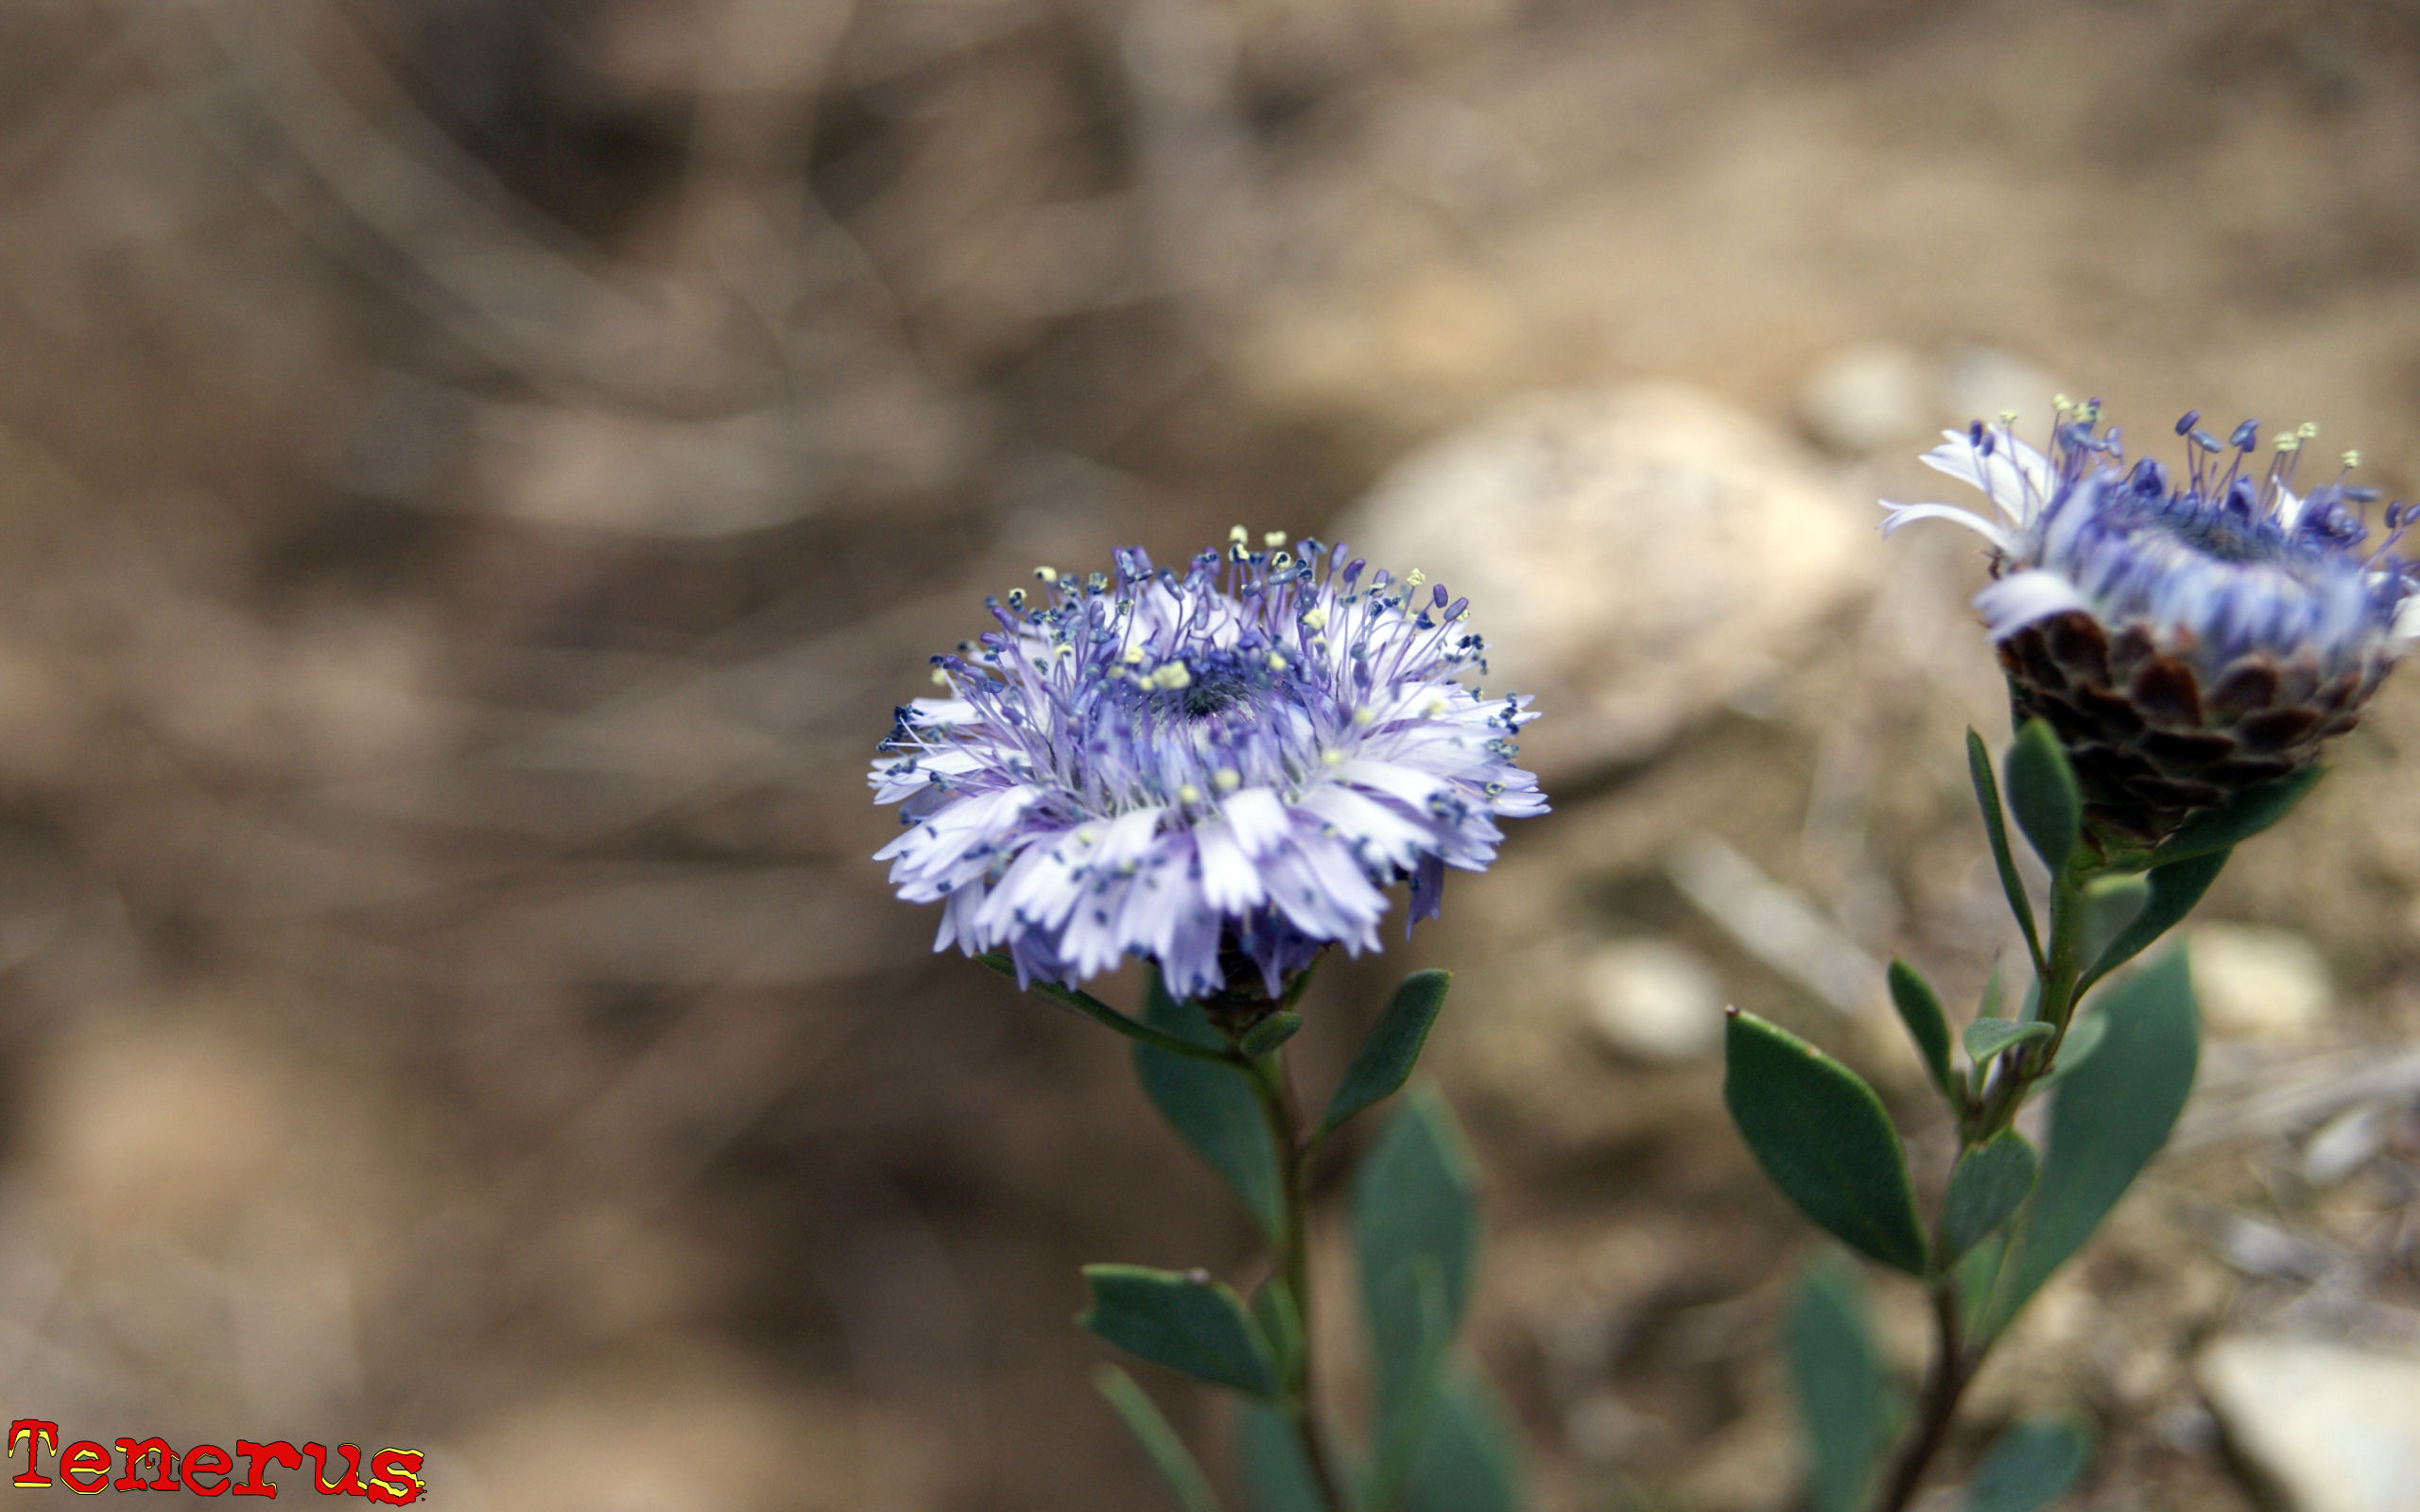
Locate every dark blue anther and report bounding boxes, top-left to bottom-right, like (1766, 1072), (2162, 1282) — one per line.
(1431, 584), (1448, 608)
(2131, 458), (2169, 496)
(1969, 420), (1985, 446)
(2190, 429), (2223, 454)
(2176, 410), (2201, 436)
(2230, 420), (2259, 451)
(2346, 486), (2381, 504)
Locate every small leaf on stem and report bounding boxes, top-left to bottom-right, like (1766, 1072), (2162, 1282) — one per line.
(1723, 1011), (1930, 1276)
(1079, 1264), (1283, 1399)
(1960, 1418), (2092, 1512)
(1787, 1257), (1893, 1512)
(1940, 1133), (2041, 1264)
(1318, 971), (1452, 1139)
(2081, 848), (2228, 991)
(1967, 730), (2045, 970)
(1132, 974), (1287, 1241)
(1397, 1364), (1527, 1512)
(1963, 1019), (2053, 1066)
(2004, 720), (2082, 874)
(1238, 1011), (1305, 1057)
(1888, 958), (1959, 1106)
(1094, 1365), (1227, 1512)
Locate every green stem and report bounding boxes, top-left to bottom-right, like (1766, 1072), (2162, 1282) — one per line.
(1888, 860), (2101, 1507)
(1245, 1050), (1352, 1512)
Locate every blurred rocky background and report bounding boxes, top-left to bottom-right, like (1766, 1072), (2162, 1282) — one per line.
(2, 0), (2419, 1507)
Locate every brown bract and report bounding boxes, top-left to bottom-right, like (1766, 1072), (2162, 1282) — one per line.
(1998, 610), (2389, 848)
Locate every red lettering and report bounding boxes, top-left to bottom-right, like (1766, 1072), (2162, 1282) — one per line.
(60, 1441), (111, 1494)
(363, 1450), (424, 1505)
(183, 1444), (232, 1497)
(300, 1443), (367, 1498)
(233, 1439), (301, 1499)
(115, 1437), (182, 1491)
(8, 1420), (57, 1486)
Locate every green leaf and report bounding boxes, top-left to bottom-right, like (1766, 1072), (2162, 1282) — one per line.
(1236, 1403), (1324, 1512)
(1237, 1012), (1305, 1057)
(1723, 1012), (1929, 1276)
(1788, 1257), (1893, 1512)
(1963, 1019), (2053, 1066)
(1094, 1365), (1226, 1512)
(2069, 874), (2150, 976)
(2153, 766), (2323, 865)
(1354, 1087), (1480, 1430)
(1978, 960), (2006, 1021)
(1079, 1265), (1282, 1398)
(2034, 1009), (2108, 1090)
(1361, 1259), (1451, 1512)
(2080, 849), (2228, 991)
(1134, 972), (1286, 1240)
(1318, 971), (1452, 1139)
(2004, 720), (2082, 874)
(977, 952), (1240, 1064)
(1981, 949), (2199, 1336)
(1968, 729), (2045, 969)
(1399, 1363), (1527, 1512)
(1888, 958), (1959, 1105)
(1940, 1134), (2041, 1264)
(1250, 1280), (1304, 1387)
(1962, 1418), (2092, 1512)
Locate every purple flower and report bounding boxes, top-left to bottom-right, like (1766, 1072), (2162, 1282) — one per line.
(1885, 400), (2417, 842)
(872, 532), (1546, 999)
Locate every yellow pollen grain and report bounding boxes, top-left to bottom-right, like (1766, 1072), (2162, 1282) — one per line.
(1353, 706), (1374, 726)
(1228, 524), (1249, 543)
(2298, 422), (2319, 439)
(1124, 645), (1148, 664)
(1322, 749), (1343, 765)
(1263, 530), (1287, 547)
(2275, 435), (2301, 454)
(1177, 783), (1201, 803)
(1426, 695), (1448, 715)
(1405, 568), (1426, 588)
(1214, 768), (1241, 791)
(2343, 450), (2362, 469)
(1035, 566), (1059, 583)
(1267, 651), (1287, 669)
(930, 667), (951, 686)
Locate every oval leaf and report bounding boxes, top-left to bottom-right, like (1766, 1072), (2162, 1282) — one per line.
(2004, 720), (2081, 874)
(1354, 1087), (1480, 1428)
(1319, 971), (1451, 1138)
(2081, 848), (2228, 990)
(1788, 1257), (1893, 1512)
(1968, 730), (2044, 968)
(1079, 1264), (1281, 1399)
(1236, 1401), (1325, 1512)
(1400, 1363), (1527, 1512)
(1134, 973), (1286, 1240)
(1981, 949), (2199, 1335)
(1962, 1418), (2092, 1512)
(1238, 1011), (1305, 1057)
(1723, 1011), (1929, 1276)
(1888, 958), (1958, 1106)
(1941, 1133), (2040, 1264)
(1963, 1019), (2053, 1066)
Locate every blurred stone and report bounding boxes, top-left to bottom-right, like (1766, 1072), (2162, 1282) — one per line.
(1337, 385), (1876, 781)
(2303, 1103), (2389, 1187)
(2191, 924), (2334, 1040)
(2199, 1336), (2420, 1512)
(1798, 341), (1929, 456)
(1581, 937), (1725, 1063)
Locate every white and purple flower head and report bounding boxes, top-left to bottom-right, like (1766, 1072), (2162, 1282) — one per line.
(871, 531), (1547, 1000)
(1885, 398), (2419, 842)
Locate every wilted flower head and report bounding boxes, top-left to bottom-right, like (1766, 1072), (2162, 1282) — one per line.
(872, 532), (1546, 1002)
(1885, 400), (2419, 846)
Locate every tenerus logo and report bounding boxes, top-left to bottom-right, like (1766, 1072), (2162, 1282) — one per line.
(8, 1422), (425, 1503)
